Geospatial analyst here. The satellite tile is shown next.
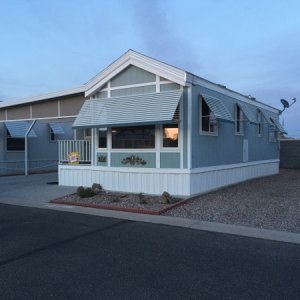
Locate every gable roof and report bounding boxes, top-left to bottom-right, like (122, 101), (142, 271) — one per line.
(85, 49), (187, 97)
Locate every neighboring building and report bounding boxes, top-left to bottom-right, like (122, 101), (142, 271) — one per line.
(280, 139), (300, 169)
(0, 87), (85, 175)
(58, 50), (285, 196)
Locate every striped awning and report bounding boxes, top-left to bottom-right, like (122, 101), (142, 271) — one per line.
(73, 90), (182, 128)
(239, 103), (257, 124)
(49, 122), (65, 135)
(202, 95), (234, 122)
(5, 121), (37, 138)
(260, 109), (286, 133)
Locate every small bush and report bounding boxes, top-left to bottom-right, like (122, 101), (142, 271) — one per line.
(92, 183), (102, 194)
(77, 186), (95, 198)
(111, 196), (120, 203)
(138, 192), (147, 204)
(160, 191), (172, 204)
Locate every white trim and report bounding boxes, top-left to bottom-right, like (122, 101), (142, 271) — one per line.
(0, 115), (78, 122)
(187, 84), (192, 170)
(190, 159), (279, 174)
(59, 159), (279, 196)
(189, 74), (279, 114)
(85, 50), (187, 97)
(155, 75), (160, 93)
(179, 97), (184, 168)
(199, 96), (218, 136)
(107, 81), (111, 98)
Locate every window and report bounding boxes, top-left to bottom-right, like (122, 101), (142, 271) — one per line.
(6, 130), (25, 151)
(235, 105), (244, 135)
(49, 128), (56, 142)
(257, 110), (262, 136)
(98, 128), (107, 148)
(200, 98), (218, 134)
(84, 128), (91, 139)
(112, 125), (155, 149)
(269, 119), (277, 142)
(163, 124), (179, 147)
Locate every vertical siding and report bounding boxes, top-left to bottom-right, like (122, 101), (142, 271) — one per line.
(110, 85), (156, 97)
(191, 85), (279, 168)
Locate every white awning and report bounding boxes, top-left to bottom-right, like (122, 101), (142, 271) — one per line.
(202, 95), (234, 122)
(239, 103), (257, 124)
(260, 109), (286, 133)
(5, 121), (37, 138)
(73, 90), (182, 128)
(49, 122), (65, 135)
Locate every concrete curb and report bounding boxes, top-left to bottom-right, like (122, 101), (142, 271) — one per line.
(42, 202), (300, 245)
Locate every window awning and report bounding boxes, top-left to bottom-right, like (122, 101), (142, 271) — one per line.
(260, 109), (286, 133)
(73, 90), (183, 128)
(49, 122), (65, 135)
(5, 121), (37, 138)
(239, 103), (258, 124)
(202, 95), (234, 122)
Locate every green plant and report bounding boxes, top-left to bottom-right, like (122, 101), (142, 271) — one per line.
(138, 192), (147, 204)
(77, 187), (95, 198)
(160, 191), (172, 204)
(92, 183), (102, 194)
(111, 196), (120, 203)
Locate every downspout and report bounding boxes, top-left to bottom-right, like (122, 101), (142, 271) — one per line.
(25, 120), (36, 176)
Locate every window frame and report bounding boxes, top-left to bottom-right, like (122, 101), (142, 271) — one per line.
(111, 125), (156, 150)
(199, 97), (218, 136)
(6, 129), (25, 152)
(235, 104), (244, 135)
(161, 123), (179, 149)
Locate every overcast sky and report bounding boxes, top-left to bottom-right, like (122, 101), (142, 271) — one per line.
(0, 0), (299, 136)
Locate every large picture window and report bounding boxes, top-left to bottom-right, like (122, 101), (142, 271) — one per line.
(6, 130), (25, 151)
(201, 98), (218, 134)
(163, 124), (179, 147)
(98, 128), (107, 148)
(112, 125), (155, 149)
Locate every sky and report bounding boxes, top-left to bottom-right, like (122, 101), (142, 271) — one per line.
(0, 0), (299, 137)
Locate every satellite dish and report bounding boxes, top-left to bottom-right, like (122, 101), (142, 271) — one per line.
(280, 99), (290, 108)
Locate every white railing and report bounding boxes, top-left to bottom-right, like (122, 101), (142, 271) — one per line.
(58, 140), (91, 164)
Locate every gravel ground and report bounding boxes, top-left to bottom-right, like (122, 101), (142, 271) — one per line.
(164, 168), (300, 233)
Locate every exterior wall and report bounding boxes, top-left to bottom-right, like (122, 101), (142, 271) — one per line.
(280, 140), (300, 168)
(59, 159), (279, 196)
(191, 85), (279, 168)
(0, 118), (75, 176)
(0, 92), (85, 121)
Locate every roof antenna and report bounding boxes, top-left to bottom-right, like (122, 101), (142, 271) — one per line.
(279, 97), (296, 114)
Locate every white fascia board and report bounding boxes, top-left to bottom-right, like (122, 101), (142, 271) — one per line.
(0, 85), (85, 109)
(85, 50), (187, 97)
(187, 73), (279, 114)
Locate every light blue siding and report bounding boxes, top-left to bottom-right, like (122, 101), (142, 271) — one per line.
(94, 91), (108, 99)
(96, 152), (108, 166)
(111, 65), (156, 87)
(160, 152), (180, 168)
(111, 152), (156, 168)
(191, 86), (279, 168)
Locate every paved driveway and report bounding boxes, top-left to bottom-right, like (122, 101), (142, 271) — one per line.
(0, 173), (75, 206)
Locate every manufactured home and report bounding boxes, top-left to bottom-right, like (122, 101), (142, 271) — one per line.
(59, 50), (284, 196)
(57, 50), (285, 196)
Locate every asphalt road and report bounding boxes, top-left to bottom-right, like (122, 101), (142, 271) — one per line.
(0, 204), (299, 300)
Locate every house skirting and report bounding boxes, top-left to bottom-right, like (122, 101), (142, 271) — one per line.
(59, 159), (279, 197)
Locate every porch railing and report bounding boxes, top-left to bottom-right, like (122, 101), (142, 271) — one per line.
(58, 140), (91, 164)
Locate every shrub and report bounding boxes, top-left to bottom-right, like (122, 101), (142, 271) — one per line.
(92, 183), (102, 194)
(77, 186), (96, 198)
(138, 192), (147, 204)
(160, 191), (172, 204)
